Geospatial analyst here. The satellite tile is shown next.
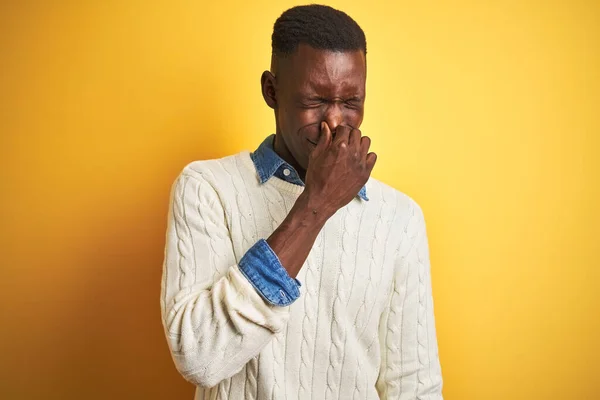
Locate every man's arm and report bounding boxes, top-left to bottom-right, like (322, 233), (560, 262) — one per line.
(376, 201), (443, 399)
(161, 172), (292, 388)
(268, 122), (377, 278)
(161, 123), (376, 388)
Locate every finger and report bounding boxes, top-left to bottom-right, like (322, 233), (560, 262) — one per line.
(317, 121), (332, 152)
(366, 152), (377, 172)
(333, 125), (351, 148)
(359, 135), (371, 157)
(349, 128), (361, 149)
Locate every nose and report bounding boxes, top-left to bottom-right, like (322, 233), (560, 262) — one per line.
(323, 103), (344, 133)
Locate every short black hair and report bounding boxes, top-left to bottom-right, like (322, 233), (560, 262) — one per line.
(272, 5), (366, 57)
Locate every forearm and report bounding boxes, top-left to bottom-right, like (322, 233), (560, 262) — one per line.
(162, 172), (292, 388)
(266, 192), (332, 278)
(163, 264), (289, 388)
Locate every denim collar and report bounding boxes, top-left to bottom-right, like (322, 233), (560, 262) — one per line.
(250, 134), (368, 201)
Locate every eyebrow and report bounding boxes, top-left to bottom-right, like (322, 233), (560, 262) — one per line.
(303, 95), (363, 101)
(345, 96), (363, 101)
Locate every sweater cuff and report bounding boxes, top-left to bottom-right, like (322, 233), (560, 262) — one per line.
(238, 239), (301, 306)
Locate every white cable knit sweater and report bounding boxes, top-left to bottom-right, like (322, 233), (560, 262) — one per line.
(160, 151), (443, 399)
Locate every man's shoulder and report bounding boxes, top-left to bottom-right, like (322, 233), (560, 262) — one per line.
(179, 150), (254, 182)
(365, 177), (425, 220)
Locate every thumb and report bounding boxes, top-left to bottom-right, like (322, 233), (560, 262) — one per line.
(317, 121), (332, 151)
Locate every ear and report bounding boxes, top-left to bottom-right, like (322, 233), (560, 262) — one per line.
(261, 70), (277, 109)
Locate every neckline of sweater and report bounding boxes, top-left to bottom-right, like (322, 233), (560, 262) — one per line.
(239, 151), (306, 196)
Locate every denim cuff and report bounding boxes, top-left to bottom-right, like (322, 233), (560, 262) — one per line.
(238, 239), (301, 306)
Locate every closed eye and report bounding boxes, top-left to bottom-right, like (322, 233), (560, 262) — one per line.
(345, 99), (362, 109)
(302, 97), (325, 107)
(301, 102), (323, 109)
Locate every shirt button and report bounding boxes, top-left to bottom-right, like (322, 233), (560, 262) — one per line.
(283, 169), (291, 177)
(280, 290), (286, 298)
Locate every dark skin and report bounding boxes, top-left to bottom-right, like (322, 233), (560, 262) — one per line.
(260, 44), (377, 278)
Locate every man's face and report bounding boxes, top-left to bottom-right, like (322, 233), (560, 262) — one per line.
(269, 44), (366, 172)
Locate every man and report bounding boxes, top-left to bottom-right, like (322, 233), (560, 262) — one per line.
(161, 4), (443, 399)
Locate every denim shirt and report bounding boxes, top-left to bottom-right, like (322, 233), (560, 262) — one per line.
(238, 134), (368, 307)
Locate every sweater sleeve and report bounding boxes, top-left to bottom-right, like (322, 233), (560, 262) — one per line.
(160, 171), (290, 388)
(238, 238), (302, 306)
(376, 202), (443, 399)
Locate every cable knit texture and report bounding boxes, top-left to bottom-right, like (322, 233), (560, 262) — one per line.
(161, 151), (443, 399)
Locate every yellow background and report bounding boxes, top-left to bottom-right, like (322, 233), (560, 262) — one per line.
(1, 1), (598, 399)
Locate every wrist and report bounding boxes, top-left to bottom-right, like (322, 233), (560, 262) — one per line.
(293, 191), (335, 225)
